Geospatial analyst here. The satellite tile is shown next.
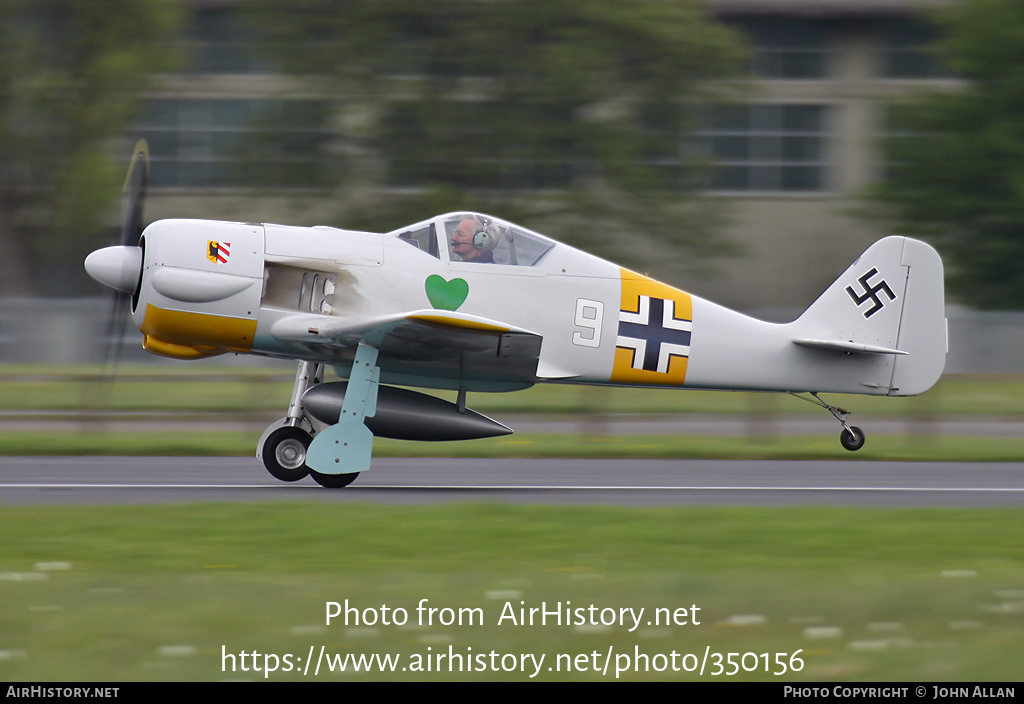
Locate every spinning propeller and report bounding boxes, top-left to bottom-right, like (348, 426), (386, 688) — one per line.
(85, 140), (149, 365)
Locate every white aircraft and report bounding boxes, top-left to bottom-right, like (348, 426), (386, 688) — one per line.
(85, 142), (947, 487)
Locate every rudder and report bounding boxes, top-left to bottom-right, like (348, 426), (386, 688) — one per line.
(889, 238), (947, 396)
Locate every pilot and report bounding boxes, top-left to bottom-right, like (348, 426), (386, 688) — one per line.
(451, 216), (497, 263)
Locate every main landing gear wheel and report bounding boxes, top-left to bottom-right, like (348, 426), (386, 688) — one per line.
(840, 426), (865, 452)
(310, 470), (360, 488)
(261, 427), (312, 482)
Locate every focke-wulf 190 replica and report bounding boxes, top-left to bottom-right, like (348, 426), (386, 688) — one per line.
(85, 142), (947, 487)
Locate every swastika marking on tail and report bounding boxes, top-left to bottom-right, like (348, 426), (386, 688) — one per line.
(846, 268), (895, 318)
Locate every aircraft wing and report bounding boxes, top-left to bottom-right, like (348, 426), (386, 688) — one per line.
(269, 309), (543, 390)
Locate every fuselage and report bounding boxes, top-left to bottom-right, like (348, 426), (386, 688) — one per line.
(92, 212), (940, 397)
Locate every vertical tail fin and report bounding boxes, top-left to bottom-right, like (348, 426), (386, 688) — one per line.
(793, 236), (946, 396)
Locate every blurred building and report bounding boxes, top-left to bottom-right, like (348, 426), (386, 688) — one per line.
(138, 0), (957, 313)
(698, 0), (956, 312)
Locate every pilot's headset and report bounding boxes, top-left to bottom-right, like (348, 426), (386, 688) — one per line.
(471, 217), (500, 252)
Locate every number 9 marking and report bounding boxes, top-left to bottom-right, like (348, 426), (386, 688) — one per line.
(572, 298), (604, 348)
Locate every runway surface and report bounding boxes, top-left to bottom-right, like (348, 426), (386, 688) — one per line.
(2, 456), (1023, 507)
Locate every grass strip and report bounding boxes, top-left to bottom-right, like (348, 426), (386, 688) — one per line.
(0, 503), (1021, 681)
(3, 367), (1024, 416)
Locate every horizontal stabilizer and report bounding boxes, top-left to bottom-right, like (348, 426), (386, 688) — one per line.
(792, 338), (908, 356)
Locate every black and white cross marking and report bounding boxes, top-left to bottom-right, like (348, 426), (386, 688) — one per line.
(846, 268), (895, 318)
(616, 296), (692, 373)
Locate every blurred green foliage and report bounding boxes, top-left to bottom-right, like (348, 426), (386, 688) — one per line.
(873, 0), (1024, 308)
(0, 1), (747, 294)
(245, 0), (748, 271)
(0, 0), (185, 295)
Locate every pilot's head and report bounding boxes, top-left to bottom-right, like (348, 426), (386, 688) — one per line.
(451, 216), (495, 261)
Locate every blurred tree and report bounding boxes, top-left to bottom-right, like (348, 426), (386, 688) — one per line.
(246, 0), (746, 273)
(874, 0), (1024, 309)
(0, 0), (183, 295)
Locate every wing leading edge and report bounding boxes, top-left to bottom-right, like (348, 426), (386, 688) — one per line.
(269, 309), (543, 391)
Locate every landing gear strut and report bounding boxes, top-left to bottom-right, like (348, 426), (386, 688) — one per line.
(791, 392), (866, 451)
(257, 361), (362, 486)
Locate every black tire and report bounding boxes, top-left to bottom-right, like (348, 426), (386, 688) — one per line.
(262, 427), (312, 482)
(840, 426), (865, 451)
(310, 470), (360, 488)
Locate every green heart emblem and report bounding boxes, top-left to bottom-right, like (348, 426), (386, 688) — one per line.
(425, 275), (469, 311)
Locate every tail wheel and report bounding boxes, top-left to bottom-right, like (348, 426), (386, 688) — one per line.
(262, 427), (312, 482)
(840, 426), (865, 451)
(310, 470), (360, 488)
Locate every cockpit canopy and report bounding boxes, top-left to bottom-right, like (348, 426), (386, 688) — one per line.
(395, 213), (555, 266)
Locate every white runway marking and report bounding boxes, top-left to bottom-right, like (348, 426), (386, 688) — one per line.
(3, 482), (1023, 493)
(4, 458), (1023, 505)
